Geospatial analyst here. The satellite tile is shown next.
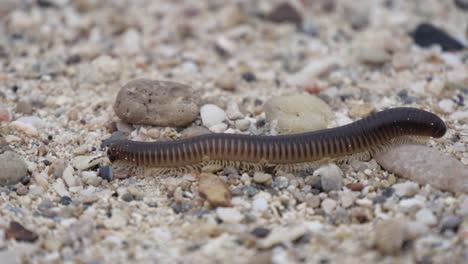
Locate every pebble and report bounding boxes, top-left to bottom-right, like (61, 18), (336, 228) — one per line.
(114, 79), (201, 126)
(251, 227), (270, 238)
(346, 182), (364, 192)
(454, 0), (468, 10)
(198, 173), (232, 207)
(253, 172), (272, 184)
(216, 207), (244, 224)
(215, 74), (237, 91)
(273, 176), (289, 189)
(258, 226), (308, 249)
(0, 151), (28, 186)
(98, 166), (113, 181)
(321, 198), (337, 214)
(286, 58), (337, 86)
(48, 159), (67, 178)
(415, 208), (437, 226)
(200, 104), (226, 128)
(392, 181), (419, 198)
(121, 193), (134, 202)
(15, 101), (33, 115)
(226, 101), (244, 120)
(52, 178), (69, 197)
(72, 156), (107, 170)
(410, 23), (465, 51)
(375, 145), (468, 194)
(374, 219), (406, 255)
(438, 99), (455, 113)
(241, 72), (256, 82)
(208, 123), (227, 133)
(340, 191), (355, 208)
(439, 216), (462, 233)
(235, 119), (250, 131)
(62, 165), (78, 187)
(359, 47), (391, 65)
(314, 163), (344, 192)
(59, 196), (72, 206)
(10, 116), (43, 137)
(266, 2), (302, 28)
(0, 104), (11, 122)
(82, 171), (102, 186)
(264, 94), (332, 134)
(5, 221), (38, 242)
(16, 185), (28, 196)
(252, 197), (268, 212)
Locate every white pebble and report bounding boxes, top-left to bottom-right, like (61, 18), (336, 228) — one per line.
(208, 123), (227, 133)
(235, 119), (250, 131)
(438, 99), (454, 113)
(226, 101), (244, 120)
(321, 198), (337, 214)
(10, 116), (43, 136)
(415, 208), (437, 226)
(200, 104), (226, 127)
(53, 178), (70, 197)
(393, 181), (419, 197)
(252, 197), (268, 212)
(216, 207), (244, 223)
(62, 165), (78, 187)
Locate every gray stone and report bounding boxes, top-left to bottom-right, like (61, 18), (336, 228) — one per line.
(0, 151), (28, 186)
(114, 79), (201, 127)
(374, 218), (406, 255)
(375, 145), (468, 194)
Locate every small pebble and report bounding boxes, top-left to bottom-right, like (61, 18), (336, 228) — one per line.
(359, 47), (391, 65)
(226, 101), (244, 120)
(374, 218), (406, 255)
(0, 151), (28, 186)
(273, 176), (289, 189)
(59, 196), (72, 206)
(198, 173), (232, 207)
(15, 101), (33, 115)
(251, 227), (270, 238)
(235, 119), (250, 131)
(200, 104), (226, 128)
(258, 226), (307, 249)
(252, 197), (268, 212)
(253, 172), (272, 184)
(392, 181), (419, 198)
(321, 198), (337, 214)
(216, 207), (244, 223)
(410, 23), (465, 51)
(266, 2), (302, 28)
(5, 221), (38, 242)
(314, 163), (344, 192)
(439, 216), (462, 233)
(415, 208), (437, 226)
(264, 94), (332, 134)
(241, 72), (256, 82)
(121, 193), (134, 202)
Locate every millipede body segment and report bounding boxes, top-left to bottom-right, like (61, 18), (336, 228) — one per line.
(107, 107), (446, 168)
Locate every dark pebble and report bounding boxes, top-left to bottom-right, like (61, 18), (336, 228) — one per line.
(6, 221), (38, 242)
(382, 187), (395, 198)
(251, 227), (270, 238)
(245, 186), (258, 197)
(266, 2), (302, 28)
(37, 0), (55, 8)
(121, 193), (134, 202)
(241, 72), (256, 82)
(20, 175), (31, 185)
(372, 195), (386, 204)
(410, 23), (465, 52)
(255, 119), (266, 128)
(440, 216), (462, 233)
(65, 54), (82, 65)
(98, 166), (113, 181)
(59, 196), (73, 206)
(101, 132), (125, 148)
(42, 159), (51, 166)
(454, 0), (468, 10)
(146, 201), (158, 208)
(171, 202), (192, 214)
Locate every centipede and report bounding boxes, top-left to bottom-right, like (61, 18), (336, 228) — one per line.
(106, 107), (446, 172)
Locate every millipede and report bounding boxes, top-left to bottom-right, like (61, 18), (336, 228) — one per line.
(106, 107), (447, 172)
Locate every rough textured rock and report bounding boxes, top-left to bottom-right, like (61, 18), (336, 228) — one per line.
(0, 151), (28, 186)
(199, 173), (232, 207)
(375, 145), (468, 194)
(264, 94), (332, 134)
(374, 218), (406, 255)
(114, 79), (201, 126)
(315, 163), (344, 192)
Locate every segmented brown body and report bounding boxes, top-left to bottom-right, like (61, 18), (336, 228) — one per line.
(107, 108), (446, 167)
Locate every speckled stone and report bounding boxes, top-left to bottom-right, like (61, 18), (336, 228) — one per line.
(114, 79), (201, 126)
